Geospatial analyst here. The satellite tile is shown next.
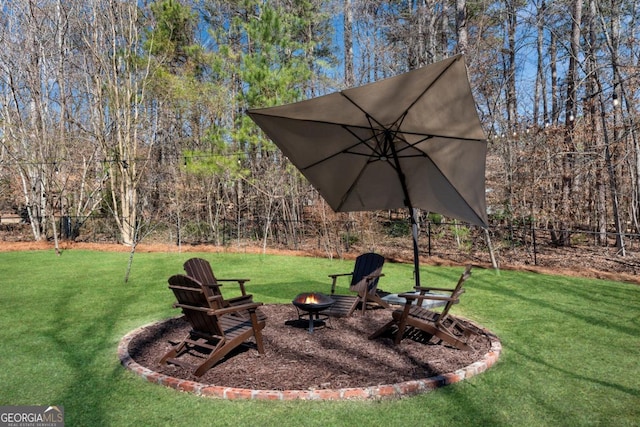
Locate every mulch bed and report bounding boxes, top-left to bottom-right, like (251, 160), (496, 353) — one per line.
(127, 304), (492, 391)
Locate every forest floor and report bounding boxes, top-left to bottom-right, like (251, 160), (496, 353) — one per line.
(2, 237), (638, 284)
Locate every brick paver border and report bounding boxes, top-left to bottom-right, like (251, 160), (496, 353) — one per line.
(118, 317), (501, 400)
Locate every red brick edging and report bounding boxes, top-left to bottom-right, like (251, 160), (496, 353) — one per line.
(118, 318), (501, 400)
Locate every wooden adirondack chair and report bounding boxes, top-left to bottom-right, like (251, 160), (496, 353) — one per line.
(184, 257), (254, 308)
(369, 265), (478, 350)
(159, 274), (266, 377)
(328, 252), (388, 316)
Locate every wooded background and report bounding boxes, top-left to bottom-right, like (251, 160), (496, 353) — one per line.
(0, 0), (638, 259)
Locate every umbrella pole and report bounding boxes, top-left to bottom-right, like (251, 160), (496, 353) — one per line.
(387, 130), (422, 288)
(410, 207), (421, 288)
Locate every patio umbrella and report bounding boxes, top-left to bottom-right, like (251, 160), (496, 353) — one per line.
(247, 54), (487, 287)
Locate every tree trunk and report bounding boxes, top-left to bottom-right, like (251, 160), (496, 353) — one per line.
(596, 0), (627, 254)
(455, 0), (468, 54)
(344, 0), (353, 86)
(534, 0), (546, 126)
(558, 0), (582, 246)
(586, 0), (607, 246)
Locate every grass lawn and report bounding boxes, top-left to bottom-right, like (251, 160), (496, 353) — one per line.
(0, 249), (638, 426)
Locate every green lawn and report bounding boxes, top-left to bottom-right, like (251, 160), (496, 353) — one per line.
(0, 249), (638, 426)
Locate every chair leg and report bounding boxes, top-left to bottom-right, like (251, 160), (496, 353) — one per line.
(159, 342), (184, 365)
(367, 319), (397, 340)
(254, 329), (265, 354)
(193, 336), (242, 377)
(394, 316), (409, 345)
(393, 304), (414, 344)
(346, 297), (361, 317)
(367, 293), (390, 309)
(430, 328), (473, 351)
(249, 311), (265, 354)
(433, 319), (475, 351)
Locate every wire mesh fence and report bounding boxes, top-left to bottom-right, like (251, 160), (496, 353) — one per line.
(3, 214), (636, 272)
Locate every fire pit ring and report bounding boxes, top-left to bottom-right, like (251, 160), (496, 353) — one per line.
(291, 292), (335, 333)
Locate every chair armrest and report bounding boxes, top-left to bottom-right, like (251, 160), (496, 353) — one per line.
(205, 294), (226, 306)
(328, 272), (353, 294)
(173, 300), (263, 319)
(169, 284), (204, 294)
(413, 286), (456, 293)
(328, 273), (352, 279)
(399, 292), (456, 303)
(357, 273), (385, 294)
(216, 278), (250, 295)
(213, 301), (263, 316)
(173, 302), (216, 314)
(364, 273), (384, 281)
(226, 294), (254, 304)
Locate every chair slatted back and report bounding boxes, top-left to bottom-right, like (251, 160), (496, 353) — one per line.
(435, 265), (472, 323)
(349, 253), (385, 295)
(168, 274), (224, 337)
(184, 258), (220, 299)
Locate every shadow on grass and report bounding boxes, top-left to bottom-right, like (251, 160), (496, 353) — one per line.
(508, 344), (640, 397)
(470, 274), (640, 337)
(43, 282), (143, 426)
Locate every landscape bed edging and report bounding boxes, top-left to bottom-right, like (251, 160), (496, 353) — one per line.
(118, 318), (501, 401)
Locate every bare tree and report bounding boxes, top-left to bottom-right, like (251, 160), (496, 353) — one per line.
(555, 0), (582, 246)
(0, 1), (105, 252)
(344, 0), (354, 86)
(533, 0), (547, 126)
(80, 1), (156, 246)
(0, 2), (56, 243)
(595, 0), (629, 253)
(455, 0), (468, 54)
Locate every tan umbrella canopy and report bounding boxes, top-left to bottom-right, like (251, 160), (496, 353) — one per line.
(247, 54), (487, 286)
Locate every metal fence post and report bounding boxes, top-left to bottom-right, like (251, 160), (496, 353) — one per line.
(427, 221), (432, 256)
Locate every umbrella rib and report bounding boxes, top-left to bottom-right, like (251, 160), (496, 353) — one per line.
(388, 129), (484, 144)
(338, 55), (461, 128)
(339, 93), (387, 130)
(335, 158), (377, 211)
(301, 122), (405, 171)
(249, 111), (480, 148)
(299, 127), (382, 171)
(247, 111), (376, 131)
(404, 55), (462, 118)
(392, 132), (485, 157)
